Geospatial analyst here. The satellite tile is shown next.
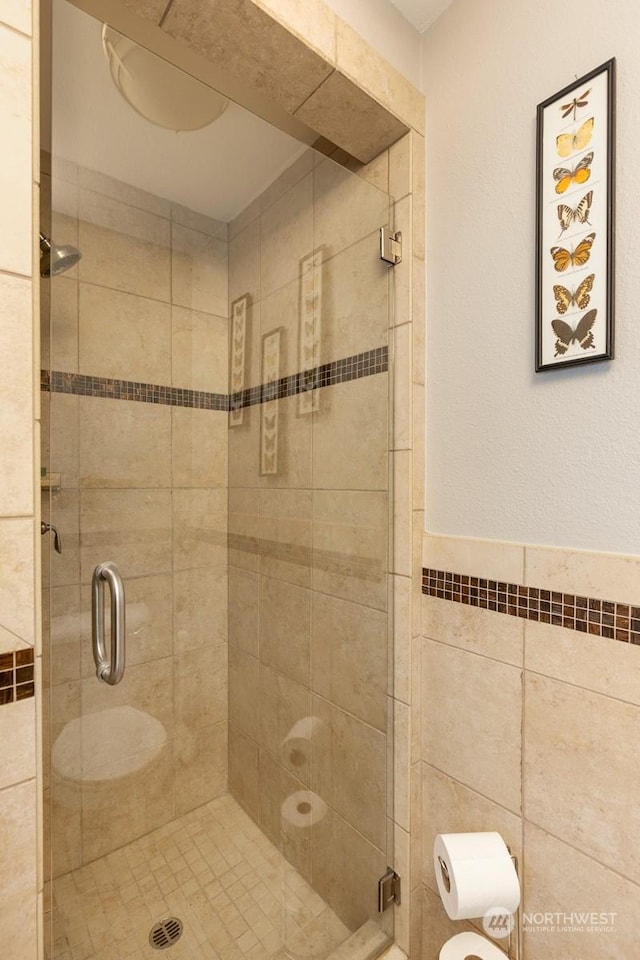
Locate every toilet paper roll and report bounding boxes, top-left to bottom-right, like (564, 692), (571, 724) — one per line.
(281, 716), (322, 769)
(433, 832), (520, 920)
(439, 932), (508, 960)
(280, 790), (327, 829)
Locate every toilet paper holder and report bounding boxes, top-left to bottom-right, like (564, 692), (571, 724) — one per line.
(490, 852), (520, 960)
(438, 855), (451, 893)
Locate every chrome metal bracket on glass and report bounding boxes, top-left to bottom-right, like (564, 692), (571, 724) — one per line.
(379, 227), (402, 265)
(91, 561), (126, 685)
(378, 867), (401, 912)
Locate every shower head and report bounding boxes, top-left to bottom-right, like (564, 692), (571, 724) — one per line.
(39, 232), (82, 277)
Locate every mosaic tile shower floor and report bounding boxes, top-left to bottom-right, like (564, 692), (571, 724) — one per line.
(48, 793), (350, 960)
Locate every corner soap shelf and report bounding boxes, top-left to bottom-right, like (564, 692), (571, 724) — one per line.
(40, 473), (61, 491)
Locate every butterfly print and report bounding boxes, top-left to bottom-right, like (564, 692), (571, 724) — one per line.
(550, 232), (595, 272)
(561, 87), (591, 120)
(553, 274), (594, 314)
(551, 309), (597, 356)
(557, 191), (593, 236)
(556, 117), (594, 158)
(553, 152), (593, 194)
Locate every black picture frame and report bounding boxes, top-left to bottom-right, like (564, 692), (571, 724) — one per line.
(535, 58), (616, 372)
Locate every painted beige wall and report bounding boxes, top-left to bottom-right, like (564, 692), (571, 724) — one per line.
(0, 2), (40, 958)
(422, 0), (640, 554)
(322, 0), (422, 88)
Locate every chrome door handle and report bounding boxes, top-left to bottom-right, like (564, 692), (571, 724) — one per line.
(91, 561), (126, 685)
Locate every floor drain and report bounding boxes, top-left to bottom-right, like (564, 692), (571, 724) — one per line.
(149, 917), (183, 950)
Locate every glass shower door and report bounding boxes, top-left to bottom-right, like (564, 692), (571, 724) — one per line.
(227, 152), (395, 953)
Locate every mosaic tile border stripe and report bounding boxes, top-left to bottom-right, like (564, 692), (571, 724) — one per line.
(41, 346), (388, 411)
(0, 648), (35, 705)
(422, 567), (640, 645)
(232, 346), (388, 412)
(41, 370), (228, 410)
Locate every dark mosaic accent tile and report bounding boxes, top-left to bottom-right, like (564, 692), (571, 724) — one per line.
(422, 567), (640, 648)
(44, 370), (229, 411)
(16, 682), (34, 701)
(15, 665), (33, 684)
(42, 346), (388, 415)
(0, 649), (36, 707)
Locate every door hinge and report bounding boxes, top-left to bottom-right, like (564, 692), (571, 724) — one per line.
(378, 867), (401, 912)
(379, 227), (402, 265)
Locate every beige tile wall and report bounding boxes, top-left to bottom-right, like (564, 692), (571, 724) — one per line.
(419, 532), (640, 959)
(0, 3), (40, 959)
(41, 164), (229, 896)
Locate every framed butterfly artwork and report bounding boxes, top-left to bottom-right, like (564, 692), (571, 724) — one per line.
(535, 59), (615, 371)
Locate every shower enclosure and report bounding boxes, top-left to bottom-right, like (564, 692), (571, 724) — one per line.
(41, 2), (395, 958)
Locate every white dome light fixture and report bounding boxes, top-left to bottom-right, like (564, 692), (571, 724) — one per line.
(102, 24), (229, 132)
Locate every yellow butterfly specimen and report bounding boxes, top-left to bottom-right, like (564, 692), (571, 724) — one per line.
(550, 232), (595, 272)
(556, 117), (594, 158)
(553, 152), (593, 194)
(553, 273), (595, 314)
(557, 191), (593, 236)
(551, 309), (597, 356)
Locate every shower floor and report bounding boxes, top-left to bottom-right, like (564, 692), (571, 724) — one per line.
(48, 793), (350, 960)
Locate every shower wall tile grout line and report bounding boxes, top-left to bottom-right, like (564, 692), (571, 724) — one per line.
(40, 345), (388, 411)
(422, 567), (640, 644)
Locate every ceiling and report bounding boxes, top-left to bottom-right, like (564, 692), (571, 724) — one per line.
(52, 0), (307, 222)
(388, 0), (454, 32)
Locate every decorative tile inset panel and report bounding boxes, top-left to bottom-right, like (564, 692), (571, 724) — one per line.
(260, 329), (281, 475)
(229, 294), (248, 426)
(298, 249), (323, 415)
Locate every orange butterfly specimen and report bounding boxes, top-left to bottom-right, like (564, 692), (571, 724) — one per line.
(556, 117), (594, 158)
(553, 273), (595, 314)
(550, 232), (595, 272)
(557, 191), (593, 236)
(553, 152), (593, 194)
(561, 87), (591, 120)
(551, 309), (597, 356)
